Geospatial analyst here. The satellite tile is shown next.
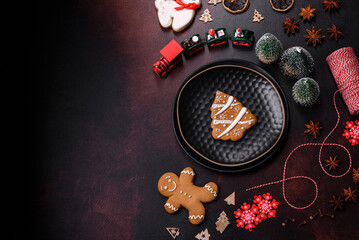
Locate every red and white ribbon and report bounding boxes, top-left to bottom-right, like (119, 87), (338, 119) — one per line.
(246, 91), (352, 210)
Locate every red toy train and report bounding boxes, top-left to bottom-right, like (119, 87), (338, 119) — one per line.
(153, 28), (254, 77)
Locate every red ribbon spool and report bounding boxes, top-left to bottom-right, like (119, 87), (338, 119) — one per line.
(326, 47), (359, 115)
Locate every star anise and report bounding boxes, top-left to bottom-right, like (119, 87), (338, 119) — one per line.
(304, 121), (323, 139)
(343, 187), (357, 203)
(353, 168), (359, 184)
(299, 5), (316, 22)
(327, 24), (344, 41)
(322, 0), (340, 12)
(283, 17), (299, 35)
(325, 156), (340, 171)
(329, 195), (345, 212)
(304, 26), (325, 47)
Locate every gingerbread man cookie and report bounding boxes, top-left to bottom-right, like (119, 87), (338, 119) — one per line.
(155, 0), (201, 32)
(158, 167), (218, 225)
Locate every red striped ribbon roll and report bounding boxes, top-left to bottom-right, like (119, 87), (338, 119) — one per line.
(326, 47), (359, 115)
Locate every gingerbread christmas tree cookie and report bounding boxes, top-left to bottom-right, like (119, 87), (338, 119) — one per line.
(210, 91), (257, 141)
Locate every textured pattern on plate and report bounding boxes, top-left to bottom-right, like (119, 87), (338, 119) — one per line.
(177, 65), (285, 166)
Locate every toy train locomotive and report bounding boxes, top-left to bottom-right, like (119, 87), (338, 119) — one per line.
(153, 27), (254, 77)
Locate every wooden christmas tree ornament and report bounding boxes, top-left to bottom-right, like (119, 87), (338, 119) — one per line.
(216, 211), (231, 234)
(224, 192), (235, 205)
(199, 9), (213, 23)
(253, 9), (264, 22)
(208, 0), (222, 5)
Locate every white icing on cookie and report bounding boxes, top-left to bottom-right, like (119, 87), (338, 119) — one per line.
(211, 102), (239, 108)
(165, 203), (179, 211)
(168, 180), (177, 192)
(188, 215), (204, 220)
(218, 107), (247, 138)
(204, 184), (217, 197)
(155, 0), (202, 32)
(213, 119), (256, 125)
(215, 96), (234, 116)
(181, 169), (195, 175)
(161, 176), (177, 192)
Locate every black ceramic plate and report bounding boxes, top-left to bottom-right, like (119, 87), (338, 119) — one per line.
(173, 59), (289, 172)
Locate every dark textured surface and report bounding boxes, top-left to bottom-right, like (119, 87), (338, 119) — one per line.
(28, 0), (359, 240)
(176, 60), (286, 170)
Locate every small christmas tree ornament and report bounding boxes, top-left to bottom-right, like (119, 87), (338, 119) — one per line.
(292, 77), (320, 106)
(215, 211), (230, 234)
(166, 228), (181, 239)
(224, 192), (235, 205)
(199, 9), (213, 23)
(208, 0), (221, 5)
(253, 9), (264, 22)
(279, 46), (314, 79)
(195, 228), (211, 240)
(255, 33), (282, 64)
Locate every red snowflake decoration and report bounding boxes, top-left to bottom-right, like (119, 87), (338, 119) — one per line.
(253, 193), (279, 219)
(234, 203), (261, 231)
(343, 120), (359, 146)
(234, 193), (279, 231)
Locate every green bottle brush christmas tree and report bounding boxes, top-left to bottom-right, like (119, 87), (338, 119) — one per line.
(279, 46), (314, 79)
(292, 77), (320, 106)
(255, 33), (282, 64)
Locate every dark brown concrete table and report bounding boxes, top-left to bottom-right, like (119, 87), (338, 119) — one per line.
(28, 0), (359, 239)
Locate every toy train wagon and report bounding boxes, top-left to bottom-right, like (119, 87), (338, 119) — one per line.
(181, 34), (205, 56)
(153, 28), (254, 77)
(153, 39), (183, 77)
(232, 28), (254, 47)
